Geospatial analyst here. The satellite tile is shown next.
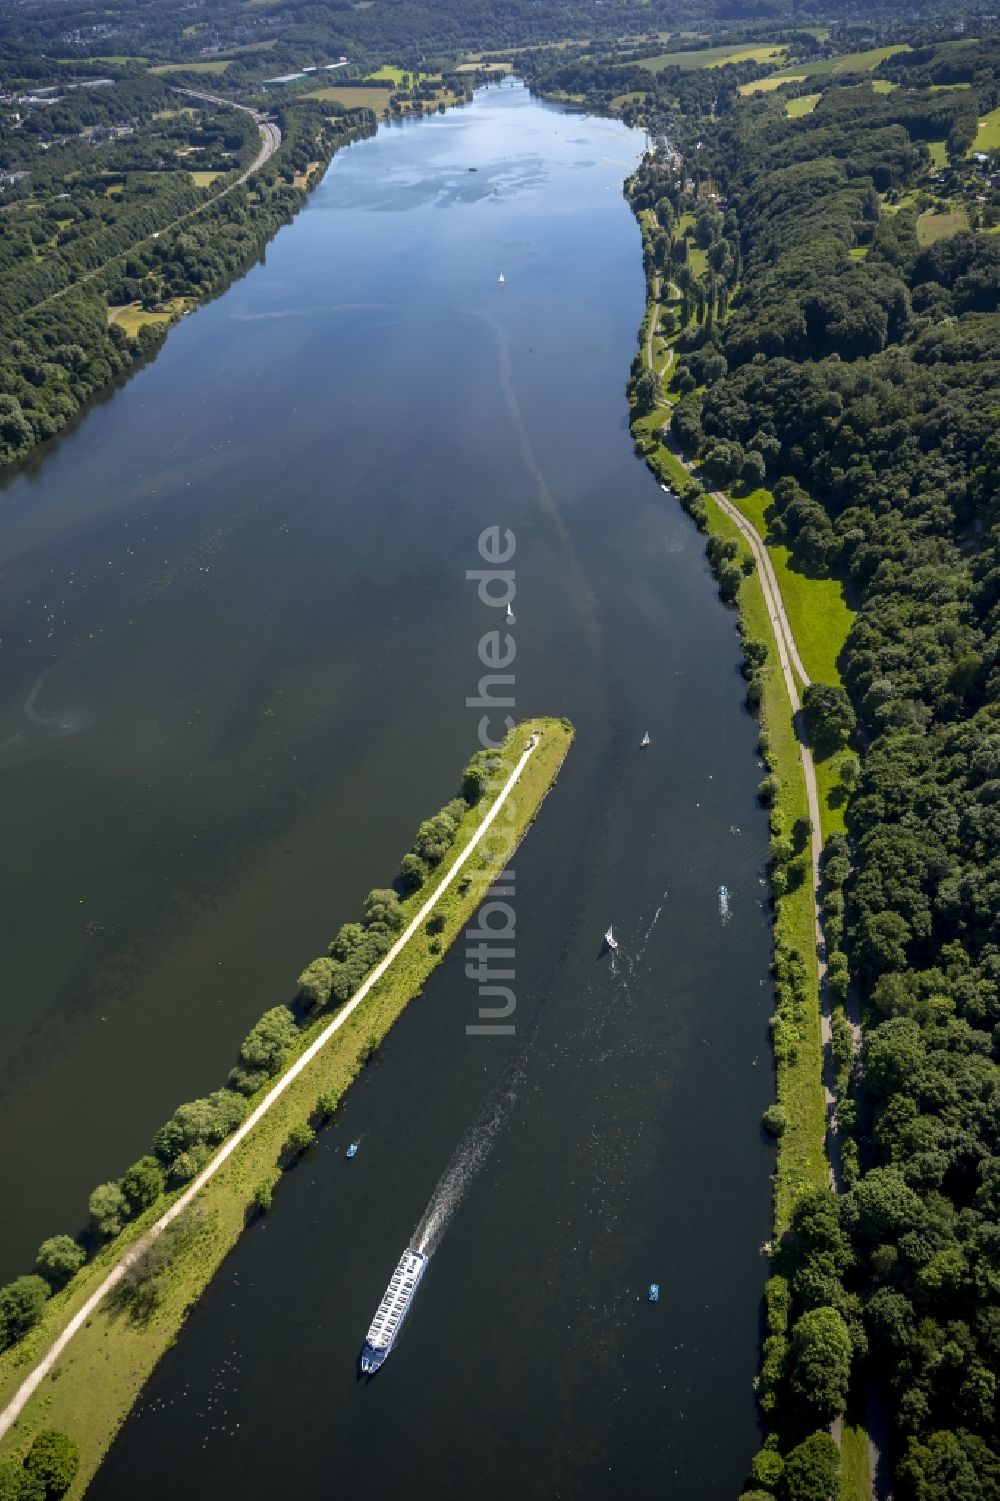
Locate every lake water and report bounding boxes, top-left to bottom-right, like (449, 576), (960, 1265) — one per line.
(1, 82), (775, 1499)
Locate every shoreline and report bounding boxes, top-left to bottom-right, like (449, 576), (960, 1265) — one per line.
(0, 72), (493, 486)
(624, 166), (873, 1500)
(0, 111), (368, 482)
(0, 717), (573, 1497)
(623, 197), (829, 1234)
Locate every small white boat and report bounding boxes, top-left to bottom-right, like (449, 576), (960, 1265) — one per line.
(660, 483), (671, 494)
(498, 271), (505, 285)
(346, 1142), (359, 1160)
(605, 926), (618, 952)
(506, 601), (515, 623)
(640, 731), (651, 748)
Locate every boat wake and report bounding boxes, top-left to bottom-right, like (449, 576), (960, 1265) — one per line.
(606, 894), (668, 984)
(362, 1032), (537, 1369)
(0, 655), (92, 768)
(413, 1054), (523, 1257)
(640, 900), (664, 949)
(411, 893), (671, 1259)
(468, 307), (601, 651)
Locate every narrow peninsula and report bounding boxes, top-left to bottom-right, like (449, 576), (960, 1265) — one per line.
(0, 717), (573, 1499)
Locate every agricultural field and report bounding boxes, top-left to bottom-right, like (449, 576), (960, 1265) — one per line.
(57, 54), (150, 64)
(305, 86), (392, 112)
(149, 59), (232, 75)
(365, 65), (419, 83)
(638, 42), (786, 72)
(767, 43), (910, 84)
(455, 59), (512, 73)
(739, 74), (806, 95)
(917, 207), (969, 244)
(224, 39), (278, 54)
(785, 92), (821, 115)
(973, 105), (1000, 152)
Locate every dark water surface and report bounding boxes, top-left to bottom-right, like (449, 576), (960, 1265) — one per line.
(2, 83), (774, 1498)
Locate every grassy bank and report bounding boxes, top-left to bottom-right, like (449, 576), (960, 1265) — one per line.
(628, 183), (867, 1500)
(632, 308), (827, 1225)
(695, 492), (828, 1230)
(723, 487), (854, 839)
(629, 200), (826, 1216)
(0, 718), (572, 1497)
(728, 489), (850, 691)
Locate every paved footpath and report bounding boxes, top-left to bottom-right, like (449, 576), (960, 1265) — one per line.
(0, 735), (537, 1440)
(639, 160), (878, 1494)
(665, 441), (880, 1494)
(669, 445), (830, 1083)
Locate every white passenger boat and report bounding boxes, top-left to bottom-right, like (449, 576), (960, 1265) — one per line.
(359, 1248), (428, 1374)
(498, 271), (505, 285)
(640, 731), (651, 748)
(605, 926), (618, 952)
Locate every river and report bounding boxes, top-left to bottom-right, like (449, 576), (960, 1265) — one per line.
(0, 81), (775, 1498)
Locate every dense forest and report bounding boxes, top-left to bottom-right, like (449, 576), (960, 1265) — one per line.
(0, 0), (966, 78)
(617, 29), (1000, 1501)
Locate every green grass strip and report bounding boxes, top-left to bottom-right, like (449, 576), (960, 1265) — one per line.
(840, 1420), (873, 1501)
(723, 486), (854, 840)
(0, 718), (573, 1496)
